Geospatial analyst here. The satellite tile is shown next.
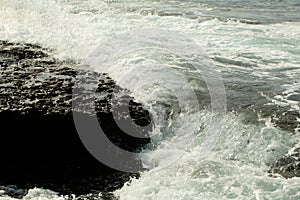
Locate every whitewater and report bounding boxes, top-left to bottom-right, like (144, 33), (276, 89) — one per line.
(1, 0), (300, 199)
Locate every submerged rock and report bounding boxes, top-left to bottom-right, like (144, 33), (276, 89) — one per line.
(0, 41), (152, 196)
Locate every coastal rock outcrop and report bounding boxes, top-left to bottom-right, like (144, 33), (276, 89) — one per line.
(0, 41), (152, 195)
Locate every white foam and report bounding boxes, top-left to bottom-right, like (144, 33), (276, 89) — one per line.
(0, 188), (64, 200)
(115, 113), (300, 200)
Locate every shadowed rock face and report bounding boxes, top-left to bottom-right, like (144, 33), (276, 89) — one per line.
(0, 41), (152, 197)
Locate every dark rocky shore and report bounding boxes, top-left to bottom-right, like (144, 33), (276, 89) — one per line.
(0, 41), (152, 198)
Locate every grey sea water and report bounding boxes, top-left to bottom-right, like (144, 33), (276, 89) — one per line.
(0, 0), (299, 199)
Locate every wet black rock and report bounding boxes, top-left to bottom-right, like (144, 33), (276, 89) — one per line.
(0, 41), (152, 197)
(0, 185), (27, 199)
(271, 111), (300, 133)
(287, 94), (300, 101)
(269, 147), (300, 178)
